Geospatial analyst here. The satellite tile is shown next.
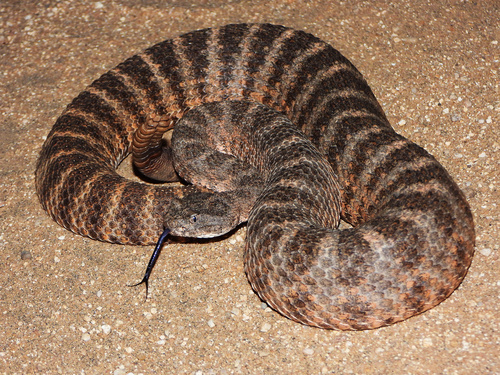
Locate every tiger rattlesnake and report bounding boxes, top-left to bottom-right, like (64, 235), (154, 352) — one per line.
(35, 23), (475, 330)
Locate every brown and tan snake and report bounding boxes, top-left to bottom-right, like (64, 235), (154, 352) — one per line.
(35, 23), (475, 330)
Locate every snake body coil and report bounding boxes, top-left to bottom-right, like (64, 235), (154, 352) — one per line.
(35, 24), (475, 330)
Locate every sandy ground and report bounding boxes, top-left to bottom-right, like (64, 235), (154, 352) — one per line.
(1, 0), (498, 374)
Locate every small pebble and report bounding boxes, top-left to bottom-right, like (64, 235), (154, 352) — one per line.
(479, 248), (492, 257)
(422, 337), (433, 347)
(231, 308), (241, 316)
(82, 333), (91, 342)
(20, 250), (32, 260)
(303, 347), (314, 355)
(207, 319), (215, 328)
(101, 324), (111, 335)
(260, 323), (272, 332)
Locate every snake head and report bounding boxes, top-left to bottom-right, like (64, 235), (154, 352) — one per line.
(164, 192), (242, 238)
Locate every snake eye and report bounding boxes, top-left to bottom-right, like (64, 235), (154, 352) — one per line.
(191, 215), (197, 223)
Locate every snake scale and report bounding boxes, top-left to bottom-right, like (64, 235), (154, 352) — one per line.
(35, 23), (475, 330)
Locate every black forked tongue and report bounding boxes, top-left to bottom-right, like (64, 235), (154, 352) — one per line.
(129, 228), (171, 300)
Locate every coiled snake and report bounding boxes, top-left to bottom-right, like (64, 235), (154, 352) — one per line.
(35, 23), (475, 330)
